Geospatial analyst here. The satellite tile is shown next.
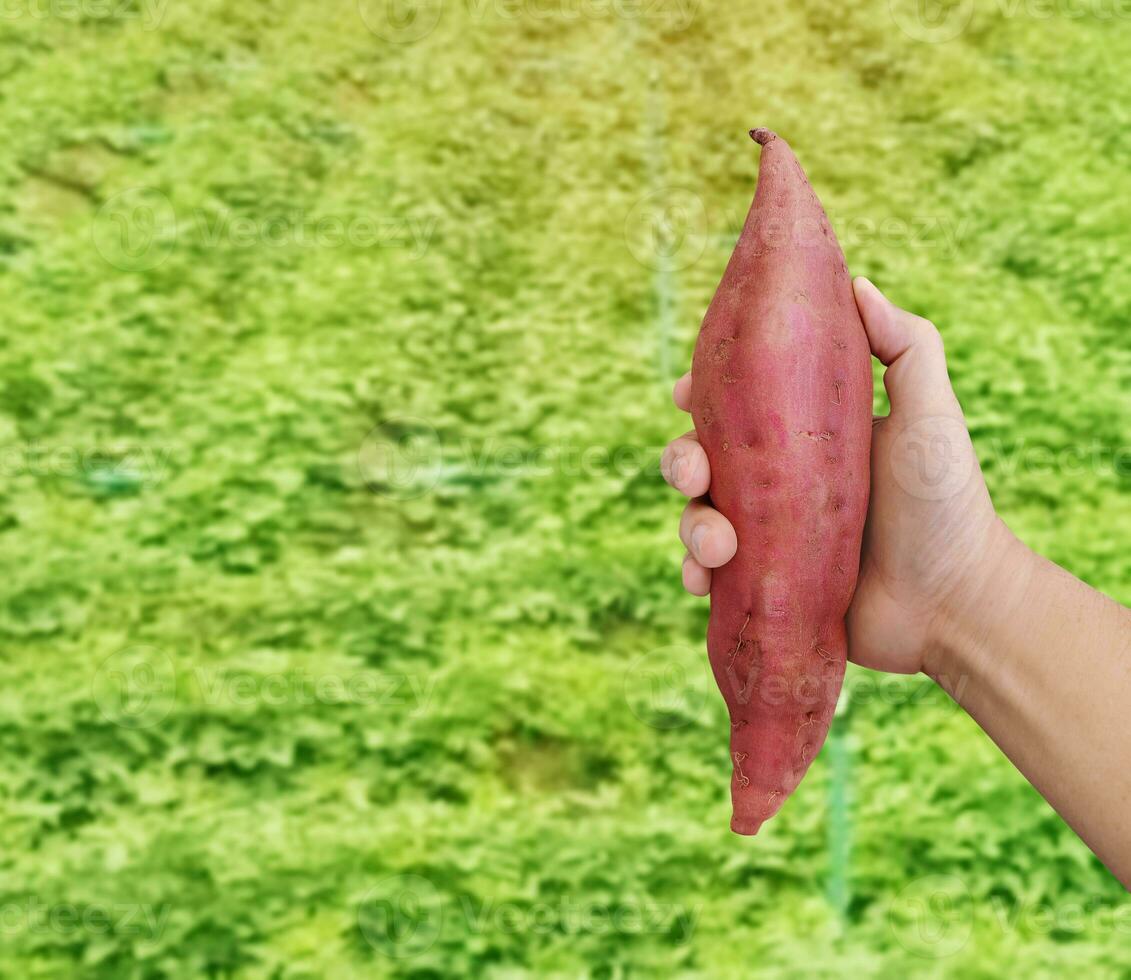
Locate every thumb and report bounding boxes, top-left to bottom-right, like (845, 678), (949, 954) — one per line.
(853, 277), (959, 417)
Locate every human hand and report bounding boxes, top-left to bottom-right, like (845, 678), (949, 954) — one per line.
(662, 277), (1009, 677)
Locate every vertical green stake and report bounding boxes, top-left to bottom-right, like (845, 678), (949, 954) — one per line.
(644, 70), (675, 385)
(621, 19), (676, 389)
(827, 691), (852, 922)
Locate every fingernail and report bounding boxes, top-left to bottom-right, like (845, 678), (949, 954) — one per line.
(671, 454), (686, 487)
(691, 525), (708, 556)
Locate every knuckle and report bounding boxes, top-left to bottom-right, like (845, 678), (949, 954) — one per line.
(916, 317), (944, 350)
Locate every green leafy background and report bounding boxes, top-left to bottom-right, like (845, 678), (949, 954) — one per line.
(0, 0), (1128, 976)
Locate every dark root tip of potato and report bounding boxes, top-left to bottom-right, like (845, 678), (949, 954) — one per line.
(749, 128), (776, 146)
(731, 815), (764, 836)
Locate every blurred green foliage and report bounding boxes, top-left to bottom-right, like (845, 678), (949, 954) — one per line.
(0, 0), (1127, 976)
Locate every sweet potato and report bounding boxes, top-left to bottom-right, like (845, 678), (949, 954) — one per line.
(690, 129), (872, 834)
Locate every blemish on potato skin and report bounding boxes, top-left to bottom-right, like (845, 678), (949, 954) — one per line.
(736, 668), (755, 704)
(728, 634), (763, 707)
(712, 338), (735, 363)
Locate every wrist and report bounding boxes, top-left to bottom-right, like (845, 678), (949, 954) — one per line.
(923, 517), (1034, 697)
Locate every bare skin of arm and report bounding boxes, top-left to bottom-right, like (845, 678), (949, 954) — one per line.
(662, 277), (1131, 887)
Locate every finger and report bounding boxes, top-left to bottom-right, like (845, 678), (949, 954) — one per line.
(852, 277), (959, 416)
(682, 554), (711, 596)
(672, 372), (693, 412)
(679, 500), (738, 568)
(660, 431), (710, 498)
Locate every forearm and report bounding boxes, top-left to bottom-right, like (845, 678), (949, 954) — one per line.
(927, 519), (1131, 887)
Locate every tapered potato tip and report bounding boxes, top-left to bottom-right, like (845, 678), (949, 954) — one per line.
(731, 814), (763, 836)
(749, 128), (777, 146)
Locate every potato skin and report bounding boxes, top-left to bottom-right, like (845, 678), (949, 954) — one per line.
(691, 130), (872, 835)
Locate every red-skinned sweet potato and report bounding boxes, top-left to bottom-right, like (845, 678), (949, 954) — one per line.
(690, 129), (872, 834)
